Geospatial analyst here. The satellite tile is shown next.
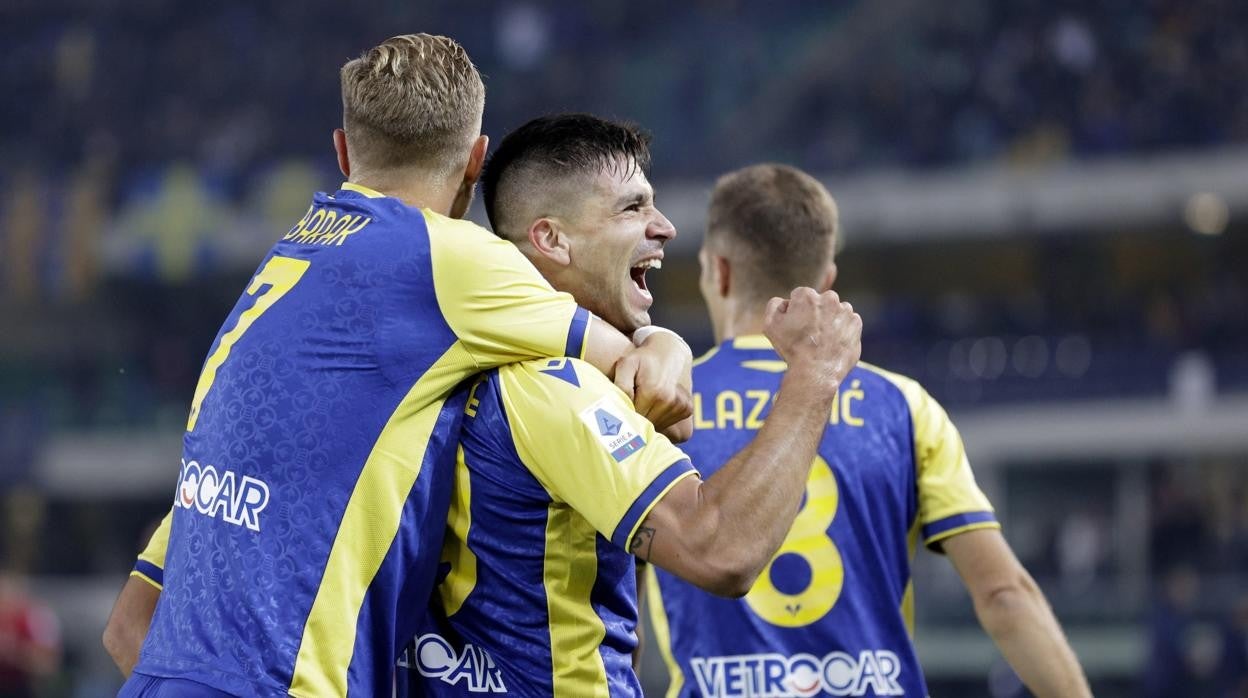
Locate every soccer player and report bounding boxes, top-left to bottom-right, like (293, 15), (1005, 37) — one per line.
(104, 37), (694, 697)
(645, 164), (1092, 698)
(399, 115), (863, 697)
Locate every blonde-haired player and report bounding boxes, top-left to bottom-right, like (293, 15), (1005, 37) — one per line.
(106, 34), (692, 697)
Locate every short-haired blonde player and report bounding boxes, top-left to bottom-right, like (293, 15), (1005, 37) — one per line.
(104, 35), (693, 698)
(646, 164), (1092, 698)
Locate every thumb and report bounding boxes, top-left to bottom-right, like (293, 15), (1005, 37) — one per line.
(764, 297), (788, 326)
(613, 354), (639, 400)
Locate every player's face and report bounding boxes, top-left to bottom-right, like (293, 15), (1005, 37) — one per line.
(561, 160), (676, 333)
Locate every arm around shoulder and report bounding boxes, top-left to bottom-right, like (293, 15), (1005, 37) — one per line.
(584, 322), (694, 437)
(942, 529), (1092, 698)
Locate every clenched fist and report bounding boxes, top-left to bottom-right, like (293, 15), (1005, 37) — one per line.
(763, 287), (862, 394)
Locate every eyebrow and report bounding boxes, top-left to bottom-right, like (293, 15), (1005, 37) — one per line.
(614, 190), (651, 210)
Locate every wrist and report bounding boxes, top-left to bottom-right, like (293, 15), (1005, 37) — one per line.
(632, 325), (691, 353)
(781, 362), (844, 399)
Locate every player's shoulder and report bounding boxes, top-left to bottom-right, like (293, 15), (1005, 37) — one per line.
(855, 361), (948, 416)
(854, 362), (927, 405)
(421, 210), (546, 287)
(499, 357), (623, 408)
(495, 359), (651, 458)
(420, 209), (498, 245)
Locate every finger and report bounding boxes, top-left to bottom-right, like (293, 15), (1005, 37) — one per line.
(764, 297), (788, 325)
(633, 375), (658, 420)
(791, 286), (819, 303)
(613, 355), (639, 400)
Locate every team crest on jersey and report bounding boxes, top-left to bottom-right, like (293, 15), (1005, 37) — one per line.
(579, 398), (645, 462)
(595, 408), (622, 435)
(399, 633), (508, 693)
(690, 650), (904, 697)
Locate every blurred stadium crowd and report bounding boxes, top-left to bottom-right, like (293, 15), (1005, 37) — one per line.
(7, 0), (1248, 176)
(1, 1), (1246, 696)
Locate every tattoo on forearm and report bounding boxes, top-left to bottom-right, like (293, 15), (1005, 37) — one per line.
(631, 526), (656, 561)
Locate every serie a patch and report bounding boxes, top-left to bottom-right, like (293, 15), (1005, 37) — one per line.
(578, 397), (646, 462)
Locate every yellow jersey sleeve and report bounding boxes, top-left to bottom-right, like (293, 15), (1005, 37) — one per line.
(497, 358), (696, 551)
(425, 212), (591, 367)
(872, 365), (999, 551)
(132, 510), (172, 589)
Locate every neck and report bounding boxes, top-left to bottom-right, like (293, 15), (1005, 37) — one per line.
(713, 296), (767, 343)
(350, 169), (456, 214)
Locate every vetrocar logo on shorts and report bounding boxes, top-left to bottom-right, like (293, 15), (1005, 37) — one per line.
(690, 650), (904, 697)
(400, 633), (508, 694)
(174, 459), (270, 531)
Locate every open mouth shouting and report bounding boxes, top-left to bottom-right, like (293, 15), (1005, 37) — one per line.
(629, 256), (662, 305)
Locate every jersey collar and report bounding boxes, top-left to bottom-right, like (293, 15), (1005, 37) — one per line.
(339, 182), (385, 198)
(729, 334), (773, 350)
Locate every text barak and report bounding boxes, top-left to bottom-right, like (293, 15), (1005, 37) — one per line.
(282, 204), (372, 247)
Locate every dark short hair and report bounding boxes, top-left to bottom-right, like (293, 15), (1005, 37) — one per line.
(706, 164), (839, 301)
(482, 113), (652, 237)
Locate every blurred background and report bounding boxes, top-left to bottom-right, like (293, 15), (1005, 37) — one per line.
(2, 0), (1247, 696)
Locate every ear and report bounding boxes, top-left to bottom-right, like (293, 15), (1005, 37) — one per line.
(819, 262), (838, 292)
(463, 135), (489, 186)
(714, 253), (732, 298)
(333, 129), (350, 178)
(526, 218), (571, 267)
(448, 135), (490, 219)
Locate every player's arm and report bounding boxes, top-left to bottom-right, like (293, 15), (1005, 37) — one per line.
(103, 576), (160, 677)
(901, 378), (1091, 698)
(943, 530), (1092, 698)
(584, 324), (693, 443)
(635, 289), (861, 596)
(103, 512), (169, 677)
(431, 221), (692, 435)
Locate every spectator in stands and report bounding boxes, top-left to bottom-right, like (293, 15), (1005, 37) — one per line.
(0, 570), (61, 698)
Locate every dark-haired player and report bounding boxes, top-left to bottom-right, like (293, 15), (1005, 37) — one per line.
(401, 115), (862, 697)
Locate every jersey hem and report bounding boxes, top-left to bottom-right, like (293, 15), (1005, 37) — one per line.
(133, 559), (164, 588)
(922, 512), (1001, 551)
(131, 658), (292, 698)
(130, 570), (163, 591)
(612, 459), (697, 550)
(565, 307), (592, 360)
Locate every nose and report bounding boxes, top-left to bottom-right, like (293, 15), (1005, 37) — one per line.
(648, 207), (677, 242)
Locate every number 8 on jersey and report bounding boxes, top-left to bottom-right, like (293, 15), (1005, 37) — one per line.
(745, 455), (843, 627)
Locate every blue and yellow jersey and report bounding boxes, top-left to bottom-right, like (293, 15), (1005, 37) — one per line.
(399, 357), (696, 697)
(649, 335), (998, 698)
(128, 183), (592, 697)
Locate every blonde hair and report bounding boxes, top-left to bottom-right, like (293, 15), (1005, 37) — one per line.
(340, 34), (485, 173)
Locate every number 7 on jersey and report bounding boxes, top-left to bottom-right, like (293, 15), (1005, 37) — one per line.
(186, 256), (310, 431)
